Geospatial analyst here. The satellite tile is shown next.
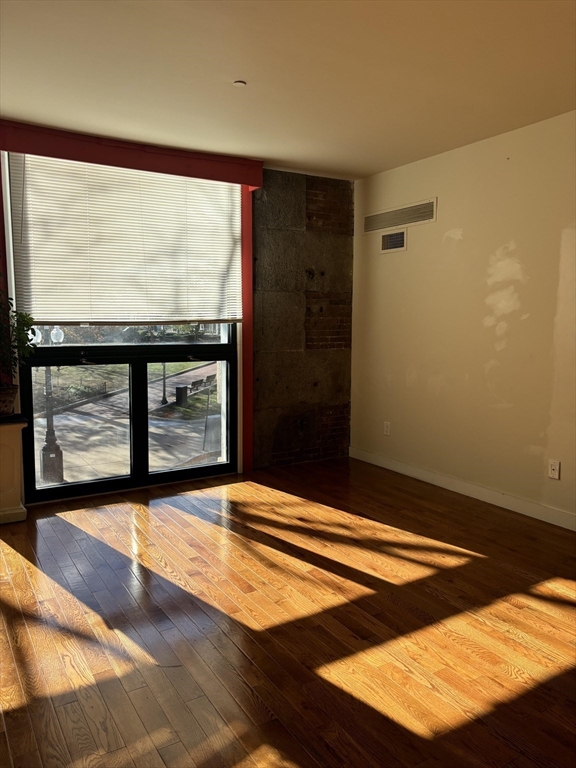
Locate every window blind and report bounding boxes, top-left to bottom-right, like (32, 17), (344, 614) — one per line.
(8, 153), (242, 324)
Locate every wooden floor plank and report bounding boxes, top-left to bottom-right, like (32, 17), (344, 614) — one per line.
(55, 700), (102, 768)
(11, 749), (43, 768)
(157, 741), (196, 768)
(94, 675), (165, 768)
(0, 583), (39, 758)
(99, 747), (137, 768)
(1, 537), (78, 710)
(127, 686), (180, 750)
(0, 579), (72, 767)
(0, 728), (14, 768)
(186, 695), (257, 768)
(36, 597), (124, 757)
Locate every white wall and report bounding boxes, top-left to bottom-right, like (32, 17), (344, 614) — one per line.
(351, 112), (576, 529)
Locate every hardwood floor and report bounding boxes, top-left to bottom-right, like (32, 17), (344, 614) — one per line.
(1, 457), (575, 768)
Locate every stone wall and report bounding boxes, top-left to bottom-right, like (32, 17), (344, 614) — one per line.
(252, 170), (353, 469)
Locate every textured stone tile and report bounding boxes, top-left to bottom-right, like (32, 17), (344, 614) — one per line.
(254, 349), (351, 411)
(253, 169), (306, 231)
(253, 407), (283, 470)
(254, 291), (305, 352)
(270, 404), (319, 458)
(253, 228), (353, 293)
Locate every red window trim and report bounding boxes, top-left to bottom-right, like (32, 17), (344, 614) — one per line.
(0, 119), (263, 189)
(0, 119), (259, 472)
(241, 187), (254, 473)
(0, 178), (7, 300)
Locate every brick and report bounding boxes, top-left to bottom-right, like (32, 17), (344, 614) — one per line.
(305, 176), (354, 236)
(305, 291), (352, 350)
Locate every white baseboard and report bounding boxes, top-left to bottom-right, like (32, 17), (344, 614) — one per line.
(349, 446), (576, 531)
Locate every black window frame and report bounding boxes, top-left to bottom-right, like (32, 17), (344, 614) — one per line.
(20, 326), (238, 504)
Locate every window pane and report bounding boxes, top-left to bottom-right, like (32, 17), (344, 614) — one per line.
(32, 365), (131, 487)
(31, 323), (228, 346)
(148, 362), (227, 472)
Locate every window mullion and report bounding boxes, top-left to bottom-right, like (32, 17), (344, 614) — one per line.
(130, 358), (149, 483)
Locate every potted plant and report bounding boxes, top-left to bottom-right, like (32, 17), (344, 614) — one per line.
(0, 280), (35, 416)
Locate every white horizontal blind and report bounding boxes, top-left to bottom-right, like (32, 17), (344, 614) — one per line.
(9, 153), (242, 323)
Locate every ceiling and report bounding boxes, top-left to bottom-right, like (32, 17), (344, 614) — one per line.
(1, 0), (574, 180)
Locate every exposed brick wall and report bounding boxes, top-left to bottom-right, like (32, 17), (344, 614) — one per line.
(270, 403), (351, 466)
(317, 402), (351, 459)
(305, 291), (352, 350)
(253, 169), (353, 469)
(306, 176), (354, 236)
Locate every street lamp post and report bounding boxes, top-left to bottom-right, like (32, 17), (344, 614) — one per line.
(161, 361), (168, 405)
(40, 326), (64, 484)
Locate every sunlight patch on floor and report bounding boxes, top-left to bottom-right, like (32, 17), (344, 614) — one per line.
(528, 577), (576, 602)
(247, 742), (303, 767)
(314, 587), (576, 738)
(216, 483), (483, 585)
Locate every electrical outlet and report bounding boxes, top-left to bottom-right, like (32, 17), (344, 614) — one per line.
(384, 422), (391, 436)
(548, 460), (561, 480)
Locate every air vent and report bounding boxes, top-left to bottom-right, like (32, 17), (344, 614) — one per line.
(364, 198), (436, 233)
(381, 229), (406, 253)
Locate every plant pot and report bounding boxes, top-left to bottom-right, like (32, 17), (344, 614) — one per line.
(0, 385), (18, 416)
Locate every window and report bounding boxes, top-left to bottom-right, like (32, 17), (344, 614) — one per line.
(1, 145), (253, 502)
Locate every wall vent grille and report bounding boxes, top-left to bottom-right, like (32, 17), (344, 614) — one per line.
(381, 230), (406, 253)
(364, 198), (436, 233)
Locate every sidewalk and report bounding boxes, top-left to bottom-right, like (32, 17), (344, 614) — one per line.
(34, 364), (221, 487)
